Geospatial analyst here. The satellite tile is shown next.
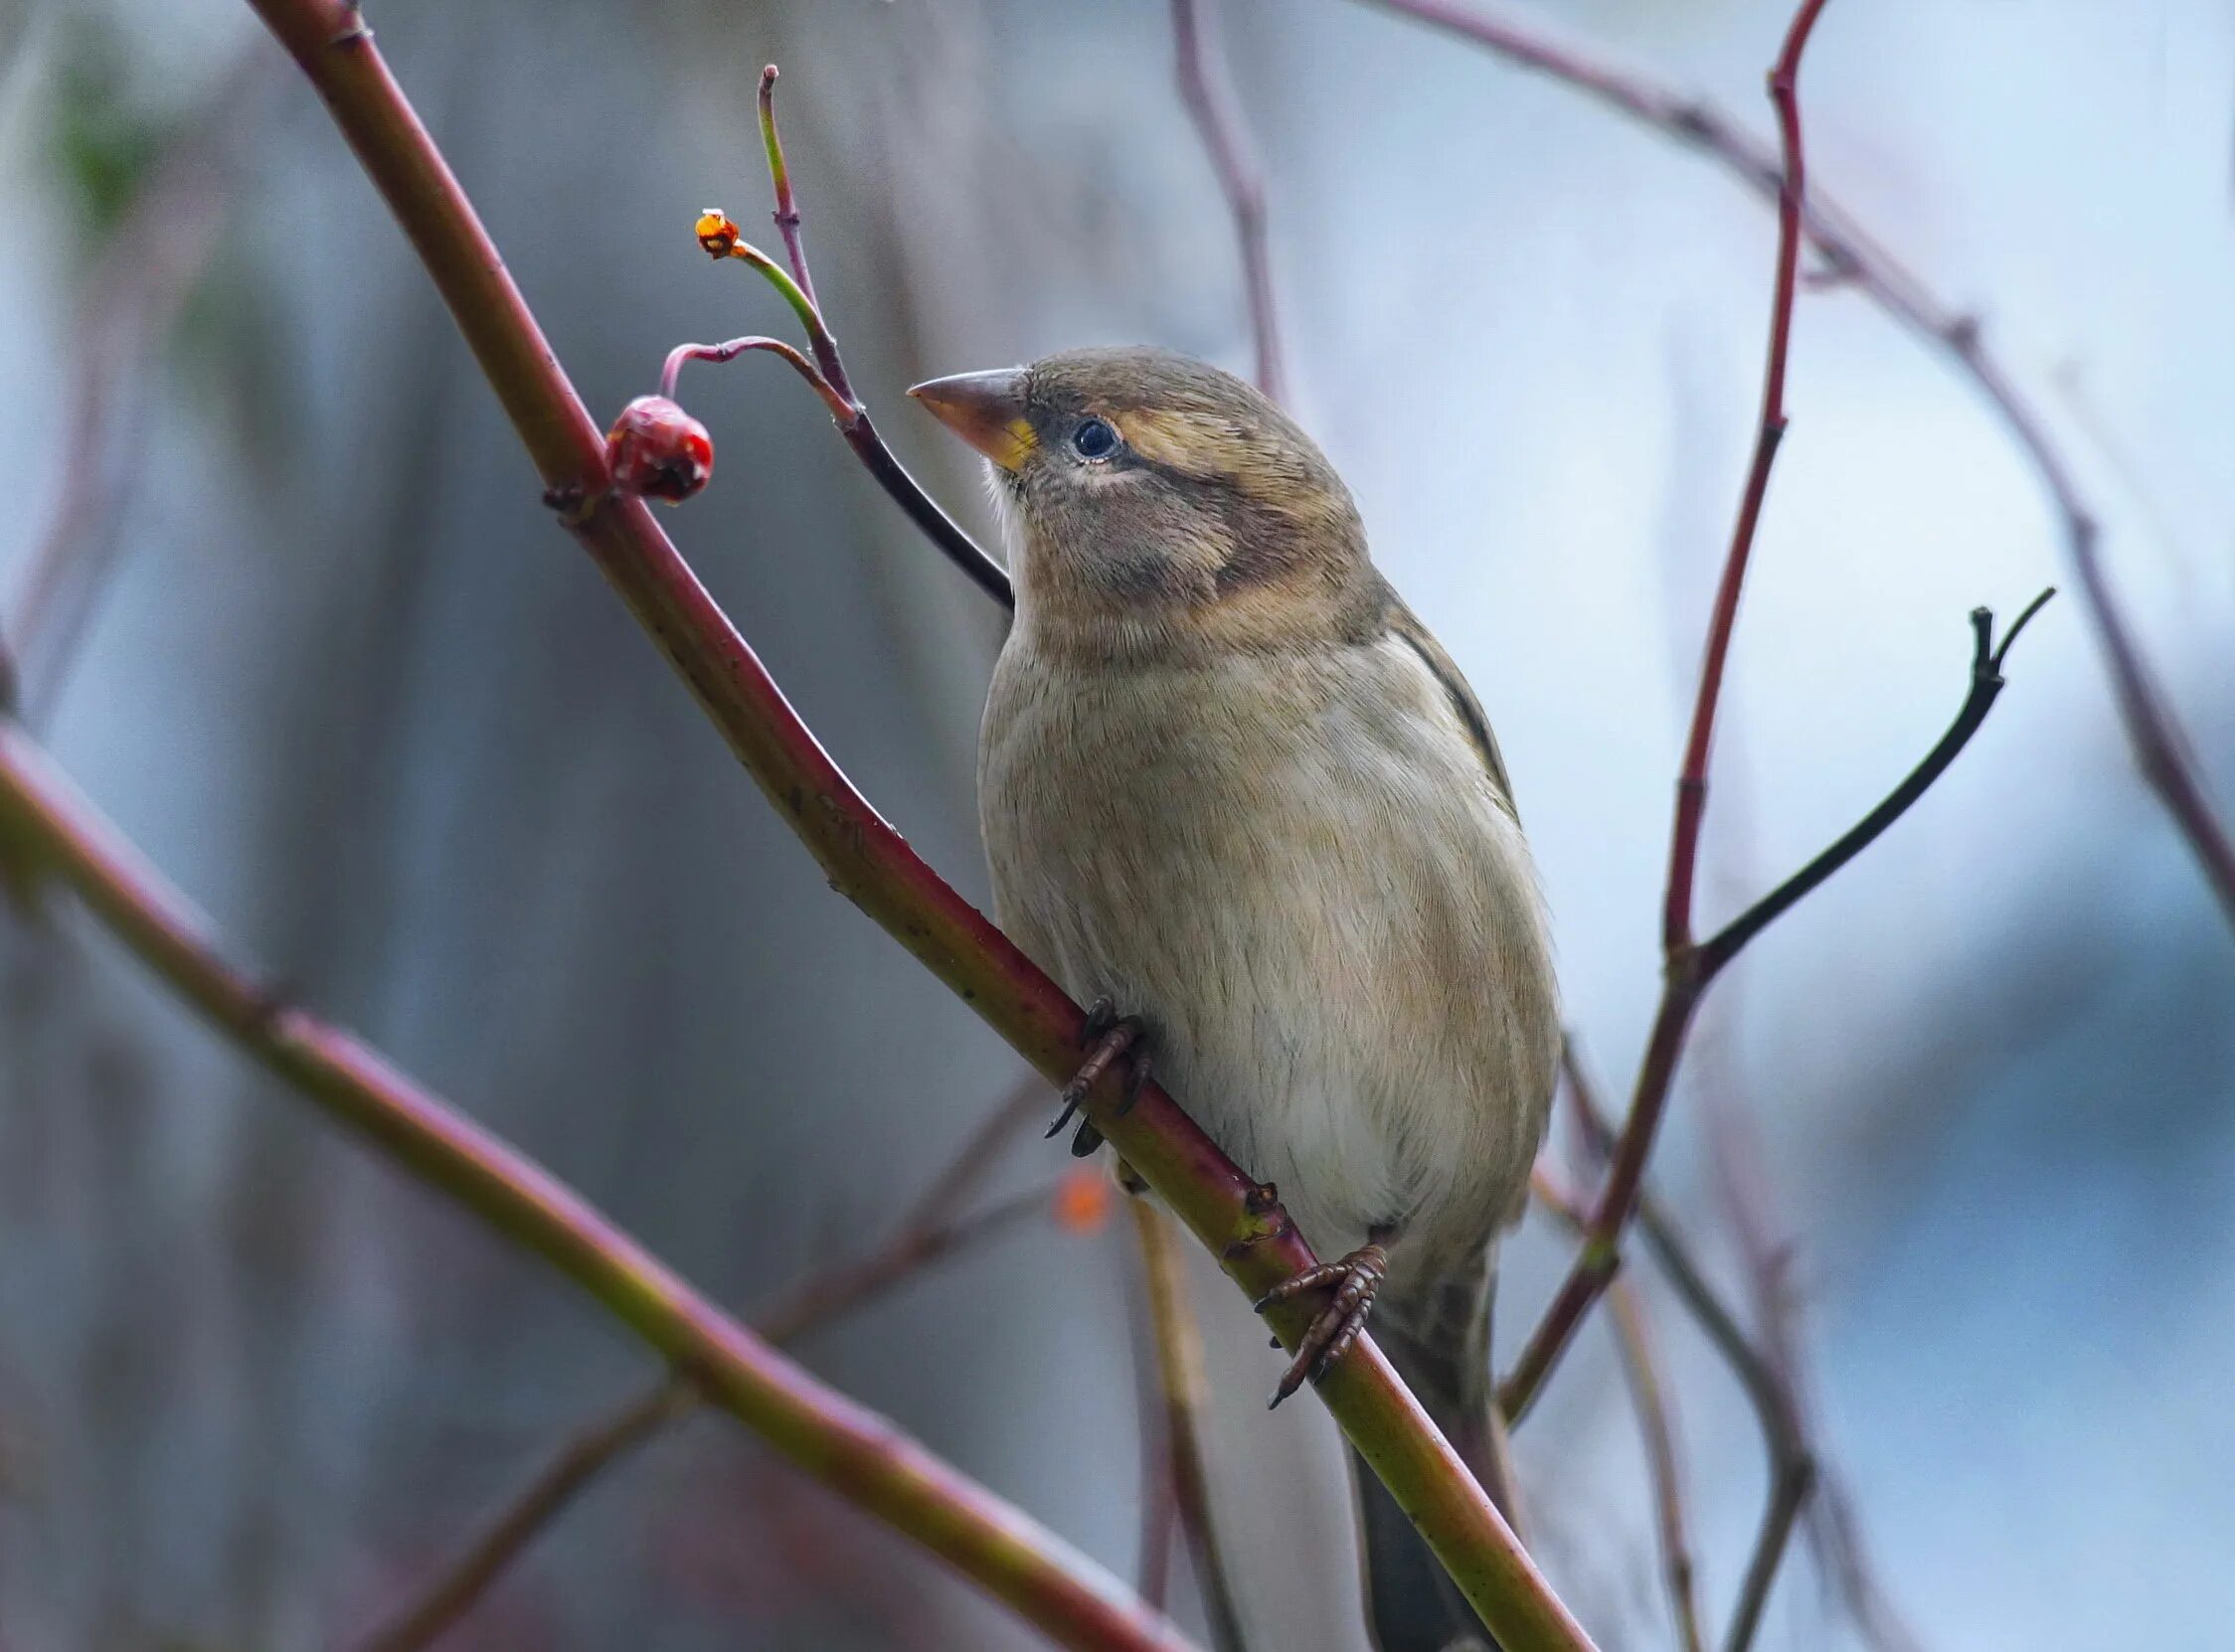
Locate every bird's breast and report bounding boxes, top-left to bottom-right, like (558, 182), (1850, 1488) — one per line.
(978, 629), (1557, 1263)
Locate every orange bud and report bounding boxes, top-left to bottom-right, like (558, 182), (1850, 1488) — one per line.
(605, 396), (713, 504)
(1051, 1166), (1116, 1235)
(695, 208), (742, 260)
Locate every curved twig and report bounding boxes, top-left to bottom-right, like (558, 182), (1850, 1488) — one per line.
(661, 335), (855, 424)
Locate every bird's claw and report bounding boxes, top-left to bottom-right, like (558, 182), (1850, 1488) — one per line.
(1256, 1241), (1389, 1408)
(1045, 996), (1149, 1155)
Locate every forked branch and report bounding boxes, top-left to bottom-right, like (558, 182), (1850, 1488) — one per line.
(1358, 0), (2235, 927)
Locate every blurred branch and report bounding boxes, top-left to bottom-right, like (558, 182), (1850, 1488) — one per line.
(689, 65), (1014, 608)
(1562, 1047), (1824, 1652)
(1357, 0), (2235, 928)
(0, 719), (1195, 1652)
(1531, 1167), (1705, 1652)
(1, 46), (262, 720)
(1170, 0), (1287, 404)
(1608, 1280), (1706, 1652)
(352, 1076), (1055, 1652)
(1129, 1200), (1251, 1652)
(231, 7), (1593, 1647)
(351, 1377), (699, 1652)
(1698, 1078), (1923, 1652)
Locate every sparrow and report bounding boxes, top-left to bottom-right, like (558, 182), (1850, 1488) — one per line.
(912, 347), (1559, 1652)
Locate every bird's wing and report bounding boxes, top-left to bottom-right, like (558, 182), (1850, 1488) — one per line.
(1384, 598), (1520, 822)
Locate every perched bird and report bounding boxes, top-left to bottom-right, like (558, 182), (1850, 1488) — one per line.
(912, 348), (1559, 1652)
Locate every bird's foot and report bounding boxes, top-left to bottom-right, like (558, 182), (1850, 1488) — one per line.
(1044, 996), (1151, 1157)
(1255, 1240), (1390, 1408)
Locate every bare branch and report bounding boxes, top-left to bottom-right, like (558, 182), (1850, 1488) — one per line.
(349, 1077), (1053, 1652)
(1698, 1079), (1924, 1652)
(1608, 1281), (1707, 1652)
(1501, 0), (1835, 1419)
(1130, 1200), (1252, 1652)
(1170, 0), (1288, 404)
(1356, 0), (2235, 926)
(349, 1378), (698, 1652)
(1561, 1049), (1819, 1652)
(1504, 590), (2052, 1418)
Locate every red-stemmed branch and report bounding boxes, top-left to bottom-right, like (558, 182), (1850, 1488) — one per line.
(1492, 1), (2048, 1423)
(1357, 0), (2235, 928)
(1170, 0), (1288, 404)
(1663, 0), (1830, 957)
(1501, 0), (1828, 1417)
(224, 5), (1593, 1646)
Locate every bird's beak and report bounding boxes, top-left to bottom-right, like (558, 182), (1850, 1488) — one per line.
(908, 368), (1036, 472)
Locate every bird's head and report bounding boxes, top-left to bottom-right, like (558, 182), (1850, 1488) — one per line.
(910, 347), (1375, 656)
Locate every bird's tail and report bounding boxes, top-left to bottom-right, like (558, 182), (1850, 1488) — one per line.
(1354, 1265), (1511, 1652)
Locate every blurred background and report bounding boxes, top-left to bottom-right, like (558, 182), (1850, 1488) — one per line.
(2, 0), (2231, 1648)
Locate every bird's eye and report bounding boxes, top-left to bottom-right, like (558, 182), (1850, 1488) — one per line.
(1070, 416), (1119, 460)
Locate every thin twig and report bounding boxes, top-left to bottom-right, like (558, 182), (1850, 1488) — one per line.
(1531, 1168), (1707, 1652)
(1698, 1075), (1924, 1652)
(1607, 1281), (1707, 1652)
(350, 1077), (1052, 1652)
(350, 1378), (699, 1652)
(661, 335), (855, 423)
(1129, 1201), (1251, 1652)
(1561, 1049), (1818, 1652)
(693, 67), (1014, 607)
(1356, 0), (2235, 926)
(240, 7), (1591, 1643)
(1136, 1438), (1178, 1610)
(1662, 0), (1834, 958)
(1169, 0), (1287, 404)
(757, 66), (820, 317)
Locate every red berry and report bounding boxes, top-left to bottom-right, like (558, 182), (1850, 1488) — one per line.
(605, 396), (713, 503)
